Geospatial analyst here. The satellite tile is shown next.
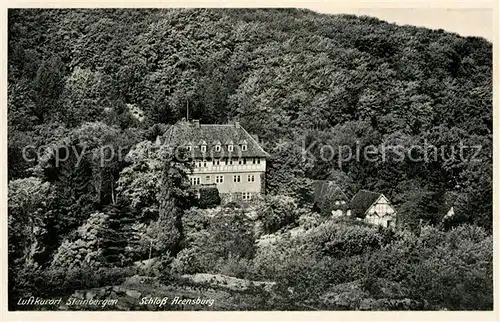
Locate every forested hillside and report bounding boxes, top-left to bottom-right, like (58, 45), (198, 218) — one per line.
(8, 8), (492, 310)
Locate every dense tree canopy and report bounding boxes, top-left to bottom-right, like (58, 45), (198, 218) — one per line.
(7, 8), (492, 310)
(9, 8), (491, 230)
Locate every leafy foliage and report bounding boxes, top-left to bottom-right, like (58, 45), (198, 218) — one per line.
(8, 177), (52, 265)
(253, 222), (492, 309)
(175, 207), (256, 276)
(50, 212), (108, 270)
(7, 8), (492, 310)
(256, 195), (304, 234)
(198, 187), (222, 209)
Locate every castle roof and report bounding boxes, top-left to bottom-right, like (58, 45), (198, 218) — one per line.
(161, 120), (269, 159)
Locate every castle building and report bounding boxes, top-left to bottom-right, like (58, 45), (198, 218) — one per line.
(162, 120), (269, 202)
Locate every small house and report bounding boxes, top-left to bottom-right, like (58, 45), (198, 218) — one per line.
(313, 180), (351, 217)
(350, 190), (396, 228)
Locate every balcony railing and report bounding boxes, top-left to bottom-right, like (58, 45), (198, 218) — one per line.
(192, 163), (265, 173)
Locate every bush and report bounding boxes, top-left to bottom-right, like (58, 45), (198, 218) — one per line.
(198, 187), (221, 209)
(180, 207), (209, 244)
(254, 235), (314, 279)
(401, 225), (493, 309)
(335, 224), (493, 310)
(224, 200), (243, 209)
(192, 209), (256, 260)
(170, 247), (202, 275)
(257, 195), (300, 234)
(301, 221), (393, 259)
(50, 212), (108, 270)
(297, 210), (322, 230)
(215, 254), (255, 279)
(177, 208), (257, 276)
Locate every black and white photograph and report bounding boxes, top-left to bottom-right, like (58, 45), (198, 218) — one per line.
(5, 4), (494, 313)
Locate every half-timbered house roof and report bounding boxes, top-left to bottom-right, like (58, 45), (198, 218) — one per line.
(313, 180), (350, 215)
(350, 190), (384, 217)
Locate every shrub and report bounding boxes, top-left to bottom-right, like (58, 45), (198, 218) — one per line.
(196, 209), (256, 260)
(345, 224), (493, 310)
(198, 187), (221, 209)
(176, 208), (258, 276)
(180, 207), (209, 244)
(401, 225), (493, 309)
(215, 254), (255, 279)
(257, 195), (300, 234)
(252, 221), (493, 310)
(301, 221), (392, 259)
(224, 200), (243, 209)
(254, 236), (314, 279)
(297, 210), (322, 230)
(50, 212), (108, 270)
(171, 247), (202, 275)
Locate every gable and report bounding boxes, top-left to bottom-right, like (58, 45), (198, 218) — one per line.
(365, 195), (396, 217)
(377, 195), (389, 205)
(313, 180), (349, 215)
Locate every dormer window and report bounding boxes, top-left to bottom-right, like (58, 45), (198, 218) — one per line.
(213, 140), (221, 152)
(199, 140), (207, 153)
(186, 145), (192, 151)
(226, 140), (234, 152)
(239, 140), (248, 151)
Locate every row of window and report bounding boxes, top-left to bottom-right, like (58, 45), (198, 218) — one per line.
(187, 144), (247, 152)
(190, 177), (201, 185)
(190, 174), (256, 185)
(232, 174), (255, 182)
(224, 192), (254, 201)
(195, 158), (262, 168)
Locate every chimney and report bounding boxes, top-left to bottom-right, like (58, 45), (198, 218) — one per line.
(234, 121), (240, 128)
(192, 119), (200, 127)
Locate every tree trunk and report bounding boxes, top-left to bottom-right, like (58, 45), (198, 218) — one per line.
(111, 174), (116, 205)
